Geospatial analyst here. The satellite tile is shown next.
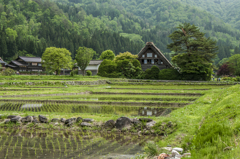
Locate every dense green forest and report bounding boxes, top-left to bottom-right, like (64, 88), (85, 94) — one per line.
(0, 0), (240, 65)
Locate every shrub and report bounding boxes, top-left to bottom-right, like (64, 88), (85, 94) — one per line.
(1, 68), (15, 76)
(86, 70), (92, 76)
(70, 69), (78, 76)
(159, 68), (180, 80)
(144, 66), (160, 79)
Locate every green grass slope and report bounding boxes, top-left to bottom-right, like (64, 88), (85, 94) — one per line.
(153, 85), (240, 158)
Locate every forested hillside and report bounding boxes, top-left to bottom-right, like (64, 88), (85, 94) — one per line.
(0, 0), (240, 64)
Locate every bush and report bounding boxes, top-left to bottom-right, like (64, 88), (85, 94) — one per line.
(1, 68), (15, 76)
(144, 66), (160, 79)
(159, 68), (180, 80)
(70, 69), (78, 76)
(86, 70), (92, 76)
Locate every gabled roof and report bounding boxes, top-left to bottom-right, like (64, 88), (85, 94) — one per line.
(138, 42), (173, 67)
(6, 64), (17, 68)
(89, 60), (103, 65)
(0, 60), (6, 64)
(11, 60), (25, 66)
(18, 56), (41, 63)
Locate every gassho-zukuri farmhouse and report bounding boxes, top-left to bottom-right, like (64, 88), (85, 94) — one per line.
(138, 42), (173, 71)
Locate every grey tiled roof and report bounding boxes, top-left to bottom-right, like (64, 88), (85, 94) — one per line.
(0, 60), (6, 64)
(11, 60), (25, 66)
(6, 64), (17, 68)
(19, 56), (41, 63)
(89, 60), (103, 65)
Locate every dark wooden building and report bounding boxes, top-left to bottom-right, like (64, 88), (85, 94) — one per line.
(6, 56), (43, 72)
(138, 42), (173, 71)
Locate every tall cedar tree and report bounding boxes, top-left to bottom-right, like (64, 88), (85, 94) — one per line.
(75, 47), (95, 76)
(167, 23), (218, 81)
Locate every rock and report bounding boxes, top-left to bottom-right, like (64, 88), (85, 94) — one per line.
(32, 119), (39, 124)
(137, 131), (142, 137)
(182, 153), (191, 157)
(158, 153), (170, 159)
(171, 150), (181, 158)
(32, 116), (38, 120)
(83, 118), (94, 123)
(161, 147), (173, 152)
(54, 122), (59, 126)
(4, 119), (10, 124)
(21, 116), (33, 123)
(146, 121), (156, 128)
(11, 116), (22, 123)
(39, 115), (48, 123)
(7, 115), (16, 119)
(173, 147), (183, 153)
(77, 117), (83, 122)
(51, 118), (59, 122)
(71, 118), (77, 122)
(65, 119), (74, 126)
(81, 122), (92, 127)
(153, 156), (158, 159)
(60, 118), (66, 123)
(104, 120), (115, 129)
(115, 117), (132, 130)
(132, 118), (141, 126)
(139, 118), (153, 122)
(167, 145), (172, 147)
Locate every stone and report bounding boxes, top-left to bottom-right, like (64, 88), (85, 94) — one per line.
(32, 116), (38, 120)
(171, 150), (180, 158)
(161, 147), (172, 152)
(77, 117), (83, 122)
(158, 153), (169, 159)
(115, 117), (132, 130)
(71, 118), (77, 122)
(104, 120), (115, 129)
(139, 118), (153, 122)
(11, 116), (22, 123)
(21, 116), (33, 123)
(146, 120), (156, 128)
(132, 118), (141, 126)
(39, 115), (48, 123)
(137, 131), (142, 137)
(4, 119), (10, 124)
(32, 119), (39, 124)
(83, 118), (94, 123)
(7, 115), (16, 119)
(182, 153), (191, 157)
(65, 119), (74, 126)
(173, 147), (183, 153)
(80, 122), (92, 127)
(60, 118), (66, 123)
(51, 118), (59, 122)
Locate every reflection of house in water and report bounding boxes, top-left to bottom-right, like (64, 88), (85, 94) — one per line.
(139, 107), (173, 117)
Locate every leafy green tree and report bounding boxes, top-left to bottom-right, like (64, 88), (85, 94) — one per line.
(228, 54), (240, 75)
(42, 47), (72, 75)
(115, 52), (138, 62)
(1, 68), (15, 76)
(75, 47), (95, 76)
(167, 23), (218, 81)
(99, 50), (115, 60)
(159, 68), (180, 80)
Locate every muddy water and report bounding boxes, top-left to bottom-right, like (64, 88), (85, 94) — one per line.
(0, 130), (150, 159)
(0, 103), (176, 117)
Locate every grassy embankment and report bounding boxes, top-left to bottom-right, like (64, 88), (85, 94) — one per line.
(146, 84), (240, 158)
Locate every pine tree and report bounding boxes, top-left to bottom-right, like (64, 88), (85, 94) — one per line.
(167, 23), (218, 81)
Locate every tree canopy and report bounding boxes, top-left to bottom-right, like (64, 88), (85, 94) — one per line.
(168, 23), (218, 81)
(75, 47), (95, 76)
(42, 47), (72, 75)
(99, 50), (115, 60)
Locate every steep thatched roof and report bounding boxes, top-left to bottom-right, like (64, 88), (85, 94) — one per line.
(138, 42), (173, 67)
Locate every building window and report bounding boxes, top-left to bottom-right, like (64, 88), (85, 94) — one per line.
(32, 63), (37, 66)
(147, 53), (152, 57)
(155, 55), (157, 58)
(38, 63), (42, 66)
(144, 59), (147, 64)
(151, 59), (154, 64)
(142, 55), (145, 58)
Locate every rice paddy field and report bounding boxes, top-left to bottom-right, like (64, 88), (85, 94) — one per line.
(0, 77), (234, 159)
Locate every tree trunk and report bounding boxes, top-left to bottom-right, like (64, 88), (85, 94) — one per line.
(82, 69), (85, 76)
